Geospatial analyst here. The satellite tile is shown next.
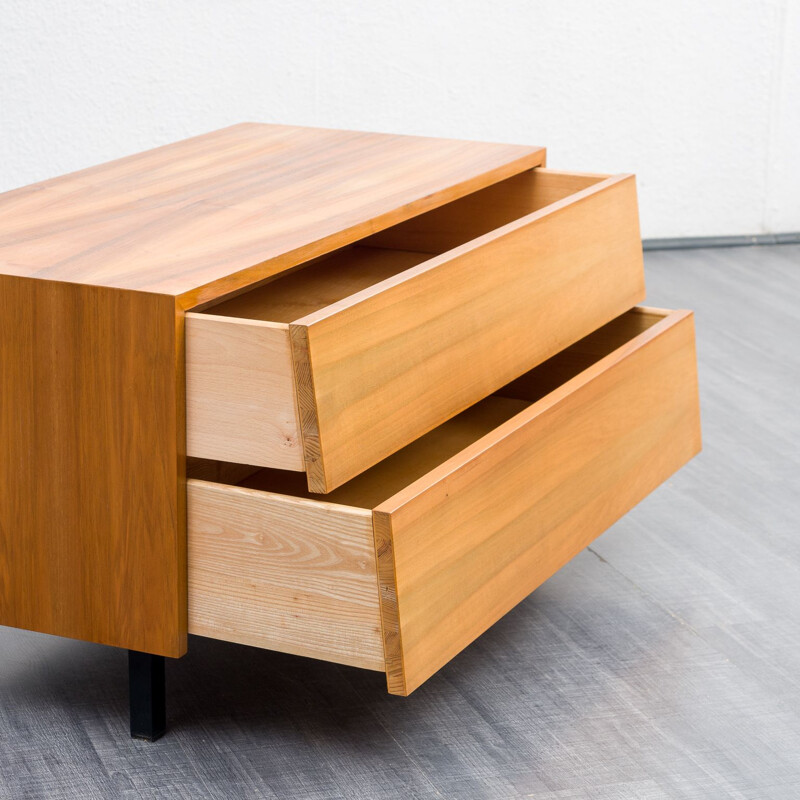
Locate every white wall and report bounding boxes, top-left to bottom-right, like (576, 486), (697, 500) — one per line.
(1, 0), (798, 239)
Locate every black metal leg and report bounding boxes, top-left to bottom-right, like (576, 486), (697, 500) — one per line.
(128, 650), (166, 741)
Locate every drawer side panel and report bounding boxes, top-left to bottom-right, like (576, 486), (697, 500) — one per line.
(188, 480), (384, 670)
(186, 313), (303, 470)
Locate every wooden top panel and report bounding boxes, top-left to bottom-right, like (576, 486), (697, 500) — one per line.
(0, 123), (545, 307)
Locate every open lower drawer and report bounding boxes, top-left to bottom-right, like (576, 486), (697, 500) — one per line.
(187, 307), (701, 695)
(185, 167), (645, 492)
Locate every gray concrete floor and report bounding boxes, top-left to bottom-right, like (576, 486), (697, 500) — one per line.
(1, 244), (799, 799)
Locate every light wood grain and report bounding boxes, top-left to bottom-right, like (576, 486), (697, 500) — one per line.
(289, 324), (325, 489)
(374, 308), (701, 694)
(184, 166), (643, 484)
(498, 307), (669, 403)
(528, 168), (612, 208)
(187, 480), (384, 670)
(205, 246), (430, 322)
(238, 396), (529, 508)
(235, 311), (677, 510)
(292, 172), (645, 492)
(0, 123), (545, 308)
(365, 168), (606, 254)
(189, 308), (700, 690)
(0, 277), (186, 657)
(212, 308), (700, 690)
(185, 313), (303, 470)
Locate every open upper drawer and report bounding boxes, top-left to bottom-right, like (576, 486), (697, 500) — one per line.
(185, 168), (645, 493)
(187, 308), (701, 693)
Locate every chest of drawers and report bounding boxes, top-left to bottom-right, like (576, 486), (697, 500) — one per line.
(0, 123), (700, 738)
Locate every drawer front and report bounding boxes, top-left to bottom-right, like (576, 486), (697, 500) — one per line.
(374, 309), (700, 694)
(187, 308), (700, 694)
(291, 172), (644, 492)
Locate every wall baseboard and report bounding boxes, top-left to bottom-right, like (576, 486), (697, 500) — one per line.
(643, 233), (800, 251)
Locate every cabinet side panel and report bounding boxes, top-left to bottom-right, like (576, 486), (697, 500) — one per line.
(0, 277), (186, 657)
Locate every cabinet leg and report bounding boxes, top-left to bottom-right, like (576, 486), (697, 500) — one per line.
(128, 650), (167, 741)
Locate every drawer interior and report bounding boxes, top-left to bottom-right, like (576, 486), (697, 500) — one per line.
(205, 308), (665, 506)
(200, 169), (610, 324)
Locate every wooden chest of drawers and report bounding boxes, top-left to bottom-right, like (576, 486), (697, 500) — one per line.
(0, 123), (700, 737)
